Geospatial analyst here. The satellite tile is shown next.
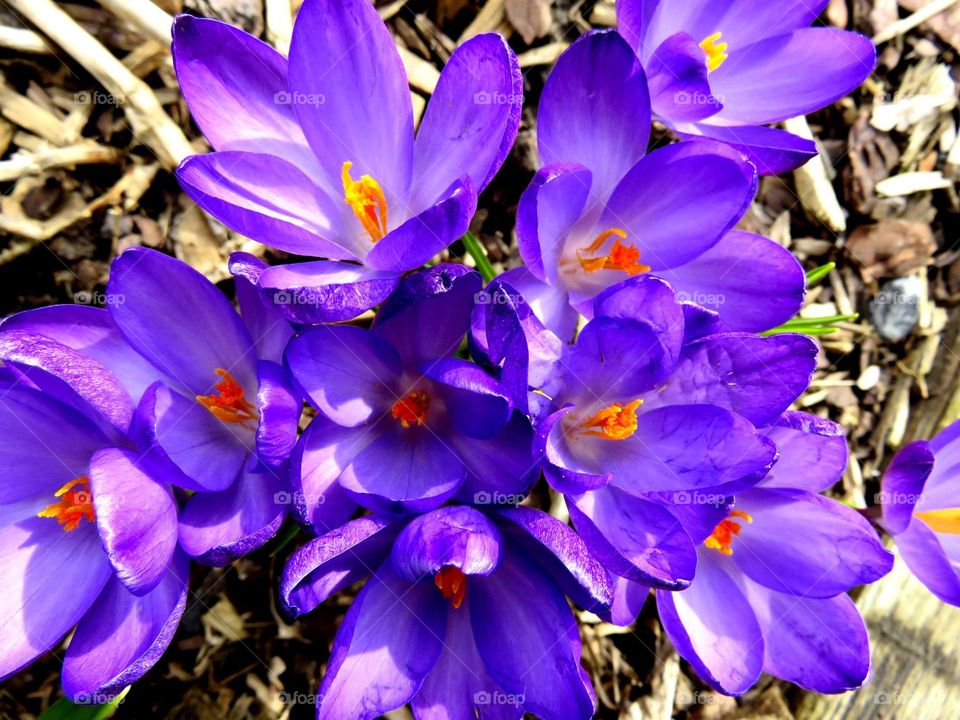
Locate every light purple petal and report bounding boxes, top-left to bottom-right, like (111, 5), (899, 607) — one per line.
(893, 518), (960, 606)
(89, 447), (179, 595)
(228, 253), (294, 364)
(254, 360), (300, 470)
(495, 266), (578, 342)
(411, 33), (521, 209)
(646, 33), (722, 121)
(62, 551), (189, 701)
(423, 358), (512, 439)
(879, 440), (935, 534)
(591, 274), (685, 362)
(450, 413), (538, 502)
(677, 123), (817, 176)
(608, 574), (649, 626)
(759, 411), (848, 493)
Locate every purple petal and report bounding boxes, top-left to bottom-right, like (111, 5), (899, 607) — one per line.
(516, 162), (592, 285)
(108, 248), (257, 397)
(411, 33), (521, 208)
(568, 484), (695, 590)
(390, 505), (503, 581)
(677, 123), (817, 176)
(317, 568), (446, 720)
(495, 267), (578, 342)
(656, 554), (762, 695)
(89, 447), (179, 595)
(281, 516), (398, 616)
(373, 264), (482, 367)
(139, 383), (247, 492)
(0, 513), (111, 681)
(893, 518), (960, 606)
(289, 415), (362, 533)
(1, 305), (165, 401)
(540, 406), (612, 494)
(741, 577), (870, 693)
(657, 230), (805, 332)
(880, 440), (934, 534)
(338, 422), (465, 512)
(733, 487), (893, 597)
(365, 180), (476, 273)
(62, 551), (188, 701)
(257, 260), (399, 324)
(497, 505), (613, 612)
(470, 548), (595, 720)
(710, 28), (875, 125)
(658, 333), (818, 427)
(538, 31), (650, 196)
(171, 15), (321, 176)
(647, 33), (722, 121)
(0, 385), (110, 504)
(423, 358), (512, 439)
(917, 418), (960, 510)
(176, 152), (356, 259)
(254, 360), (300, 470)
(179, 467), (286, 566)
(608, 575), (649, 626)
(450, 413), (538, 503)
(759, 411), (848, 493)
(601, 141), (756, 271)
(228, 253), (294, 364)
(288, 0), (413, 199)
(591, 275), (685, 362)
(285, 324), (400, 427)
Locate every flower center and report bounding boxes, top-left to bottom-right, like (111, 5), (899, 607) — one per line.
(38, 477), (95, 532)
(704, 510), (752, 555)
(577, 228), (650, 276)
(391, 391), (429, 428)
(915, 508), (960, 534)
(196, 368), (257, 425)
(342, 161), (388, 242)
(578, 399), (643, 440)
(699, 32), (728, 72)
(435, 565), (467, 609)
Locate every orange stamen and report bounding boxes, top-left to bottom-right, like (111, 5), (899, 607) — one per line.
(434, 566), (467, 609)
(916, 508), (960, 535)
(38, 477), (95, 532)
(391, 391), (429, 429)
(196, 368), (257, 425)
(342, 161), (388, 242)
(704, 510), (752, 555)
(577, 228), (650, 276)
(579, 399), (643, 440)
(699, 32), (728, 72)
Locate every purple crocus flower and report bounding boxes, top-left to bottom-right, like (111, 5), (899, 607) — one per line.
(508, 30), (804, 340)
(284, 265), (535, 527)
(0, 363), (188, 701)
(1, 247), (300, 564)
(879, 419), (960, 605)
(172, 0), (522, 323)
(281, 504), (610, 719)
(616, 0), (876, 174)
(654, 411), (892, 695)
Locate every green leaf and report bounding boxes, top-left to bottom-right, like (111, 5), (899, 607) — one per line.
(805, 262), (836, 286)
(762, 312), (858, 337)
(39, 689), (129, 720)
(460, 232), (496, 283)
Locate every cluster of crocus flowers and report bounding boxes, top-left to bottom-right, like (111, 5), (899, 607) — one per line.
(0, 0), (952, 717)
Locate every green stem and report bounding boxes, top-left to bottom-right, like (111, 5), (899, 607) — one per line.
(461, 232), (496, 283)
(805, 261), (836, 286)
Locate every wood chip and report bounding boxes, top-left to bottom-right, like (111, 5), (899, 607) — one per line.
(505, 0), (552, 44)
(876, 170), (953, 196)
(783, 116), (847, 232)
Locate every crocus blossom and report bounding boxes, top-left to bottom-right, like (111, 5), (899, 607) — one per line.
(879, 419), (960, 605)
(285, 265), (535, 526)
(173, 0), (522, 323)
(655, 410), (892, 694)
(509, 30), (805, 339)
(1, 247), (300, 564)
(616, 0), (876, 174)
(281, 504), (611, 720)
(0, 365), (188, 702)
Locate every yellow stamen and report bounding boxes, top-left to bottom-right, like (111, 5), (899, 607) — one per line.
(342, 161), (388, 242)
(704, 510), (752, 555)
(700, 32), (729, 72)
(38, 477), (95, 532)
(916, 508), (960, 535)
(579, 399), (643, 440)
(435, 566), (467, 608)
(577, 228), (650, 276)
(196, 368), (257, 425)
